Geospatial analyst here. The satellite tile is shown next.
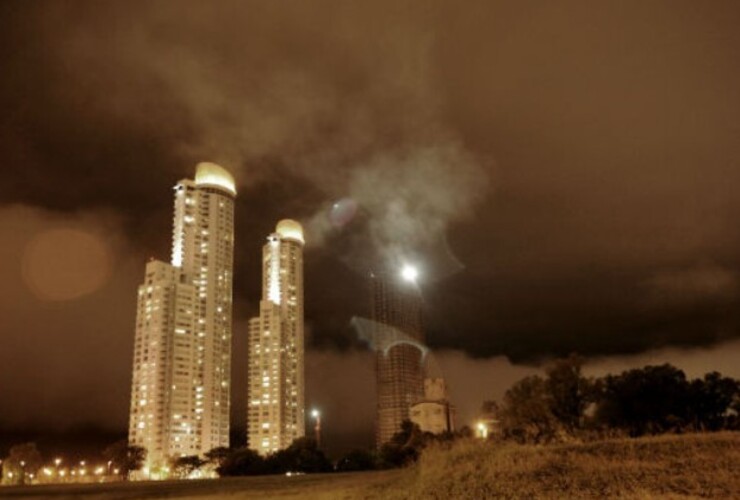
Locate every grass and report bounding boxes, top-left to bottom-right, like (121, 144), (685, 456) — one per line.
(3, 432), (738, 499)
(374, 432), (740, 499)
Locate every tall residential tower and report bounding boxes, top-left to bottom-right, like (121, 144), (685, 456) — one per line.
(247, 220), (305, 455)
(128, 163), (236, 475)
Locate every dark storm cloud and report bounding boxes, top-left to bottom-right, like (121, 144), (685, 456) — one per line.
(2, 0), (740, 445)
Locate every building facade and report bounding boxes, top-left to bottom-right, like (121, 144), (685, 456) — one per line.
(409, 378), (455, 435)
(372, 271), (426, 447)
(247, 220), (305, 455)
(128, 163), (236, 475)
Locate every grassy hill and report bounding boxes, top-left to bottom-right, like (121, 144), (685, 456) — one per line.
(374, 432), (740, 499)
(3, 432), (737, 499)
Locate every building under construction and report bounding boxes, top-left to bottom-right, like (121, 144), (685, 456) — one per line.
(371, 270), (426, 447)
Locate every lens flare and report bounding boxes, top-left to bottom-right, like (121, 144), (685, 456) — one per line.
(328, 198), (358, 228)
(21, 228), (111, 301)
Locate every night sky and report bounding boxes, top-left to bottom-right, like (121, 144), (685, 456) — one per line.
(2, 1), (740, 455)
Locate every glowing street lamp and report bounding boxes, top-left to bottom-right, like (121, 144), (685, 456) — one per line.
(476, 421), (489, 439)
(311, 409), (322, 449)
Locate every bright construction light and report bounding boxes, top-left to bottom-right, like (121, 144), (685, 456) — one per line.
(401, 264), (419, 283)
(476, 421), (489, 439)
(311, 409), (320, 419)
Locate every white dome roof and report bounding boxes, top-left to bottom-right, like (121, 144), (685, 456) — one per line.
(194, 162), (236, 195)
(276, 219), (304, 244)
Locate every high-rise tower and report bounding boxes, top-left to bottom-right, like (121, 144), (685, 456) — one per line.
(128, 163), (236, 475)
(372, 269), (425, 447)
(247, 220), (305, 455)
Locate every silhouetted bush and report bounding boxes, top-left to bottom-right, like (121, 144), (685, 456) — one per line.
(218, 437), (331, 477)
(336, 448), (377, 472)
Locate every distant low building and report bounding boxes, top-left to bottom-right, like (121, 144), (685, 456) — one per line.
(410, 378), (455, 434)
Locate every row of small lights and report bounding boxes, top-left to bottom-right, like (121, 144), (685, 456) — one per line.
(3, 458), (120, 481)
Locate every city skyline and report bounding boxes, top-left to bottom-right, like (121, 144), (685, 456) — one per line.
(2, 1), (740, 458)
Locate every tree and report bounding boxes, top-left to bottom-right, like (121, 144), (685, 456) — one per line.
(204, 446), (231, 468)
(500, 375), (559, 443)
(218, 438), (332, 477)
(378, 420), (426, 468)
(2, 442), (43, 485)
(171, 455), (206, 478)
(268, 437), (332, 474)
(336, 448), (377, 472)
(545, 354), (592, 431)
(217, 448), (265, 476)
(594, 364), (690, 435)
(103, 440), (146, 476)
(687, 372), (739, 431)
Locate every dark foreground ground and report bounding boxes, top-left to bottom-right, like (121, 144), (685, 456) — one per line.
(2, 433), (738, 499)
(0, 470), (406, 500)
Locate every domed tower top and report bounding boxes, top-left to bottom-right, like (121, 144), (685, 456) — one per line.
(276, 219), (304, 244)
(194, 162), (236, 195)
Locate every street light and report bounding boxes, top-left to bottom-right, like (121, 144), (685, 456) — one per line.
(476, 421), (489, 439)
(311, 409), (322, 449)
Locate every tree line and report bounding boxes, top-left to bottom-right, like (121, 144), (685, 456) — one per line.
(498, 355), (740, 443)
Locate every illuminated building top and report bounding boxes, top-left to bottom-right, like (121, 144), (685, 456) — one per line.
(194, 162), (236, 195)
(276, 219), (305, 244)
